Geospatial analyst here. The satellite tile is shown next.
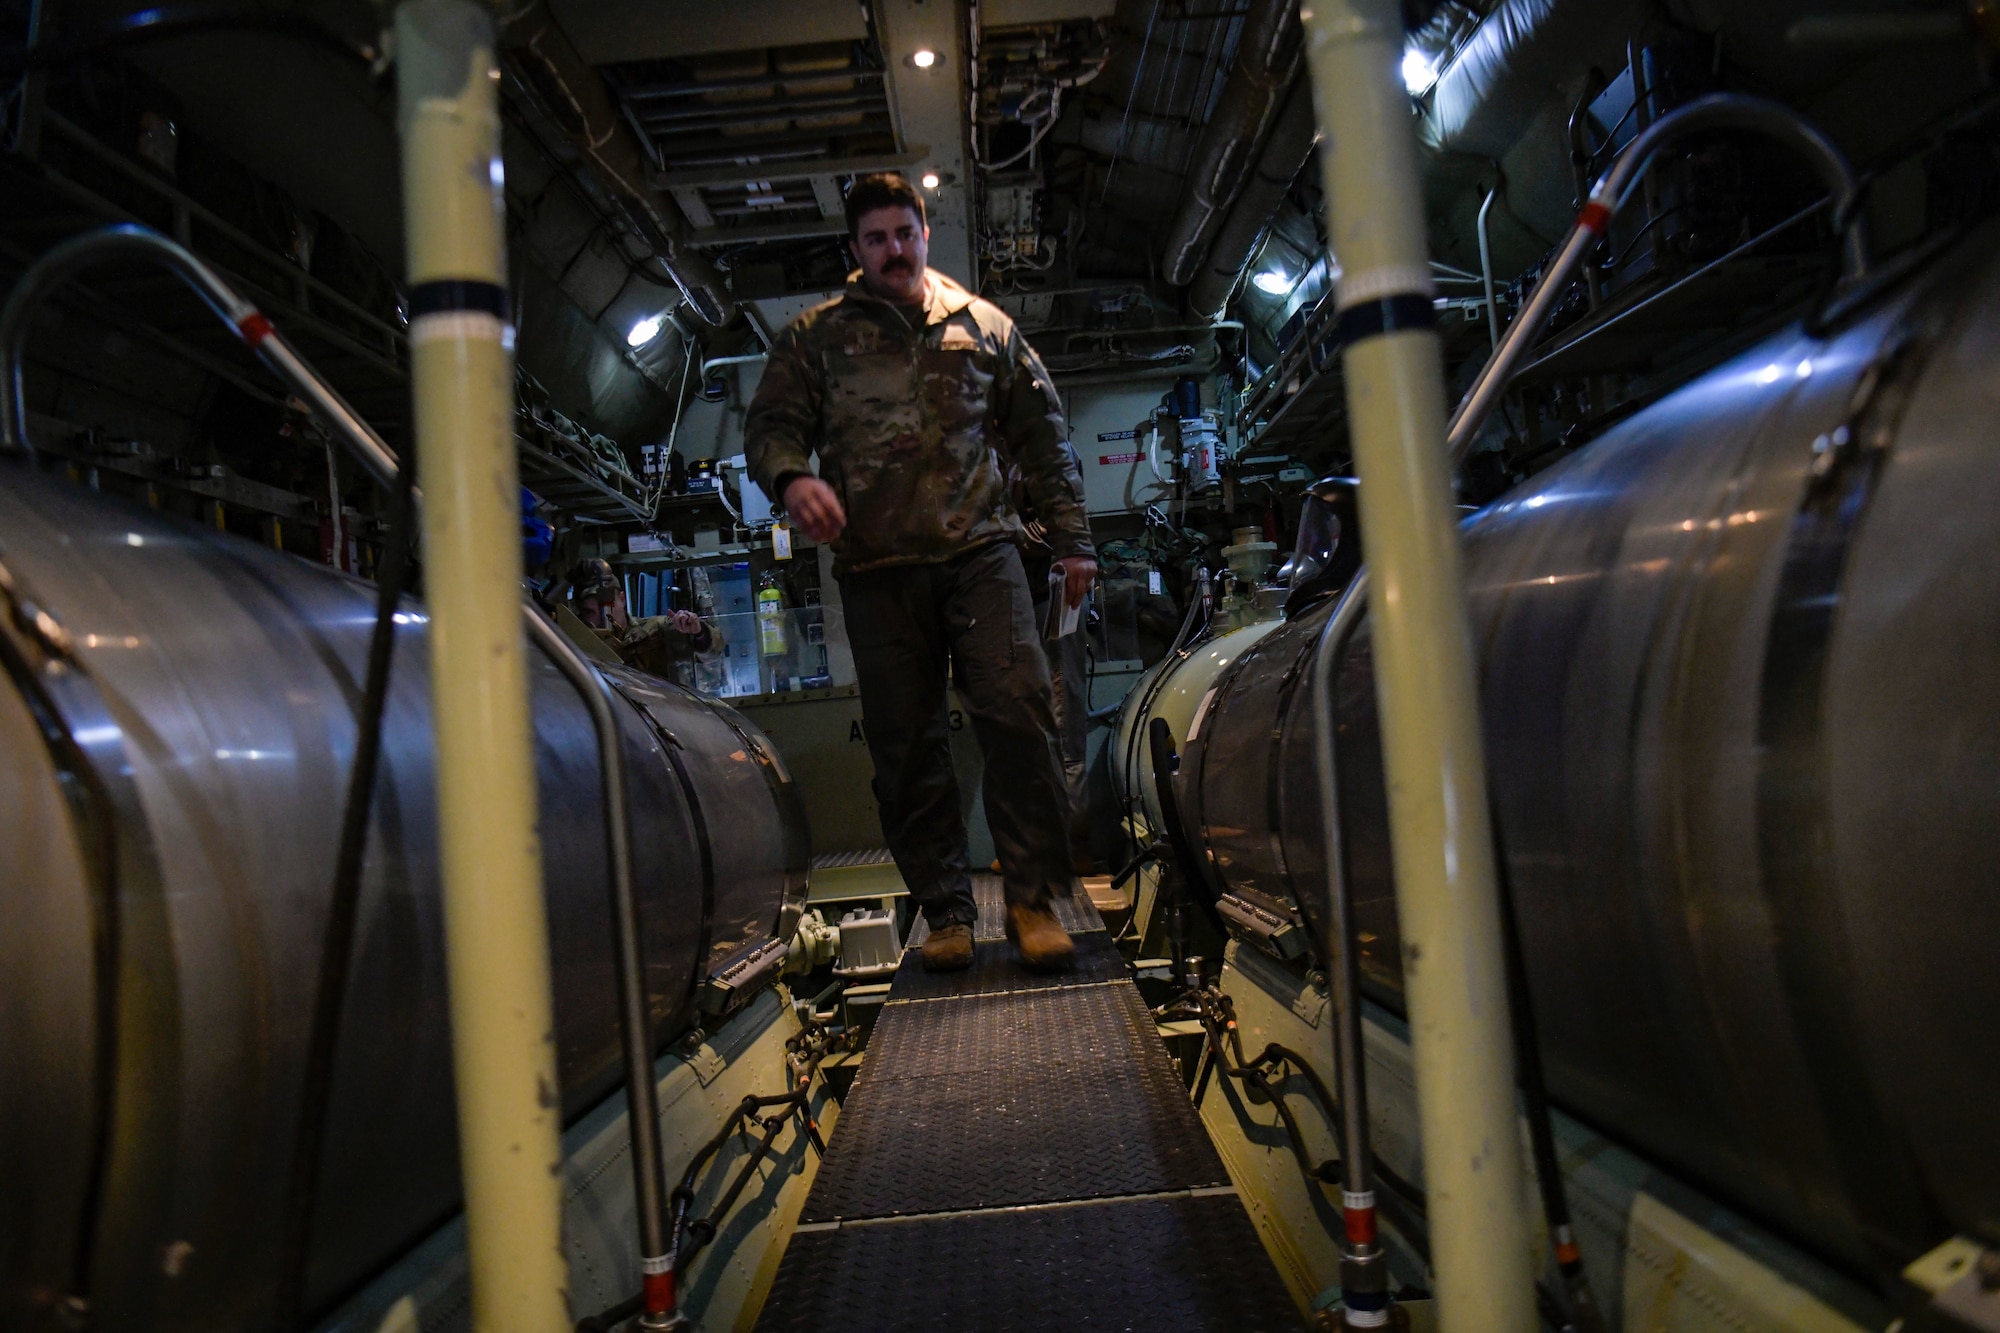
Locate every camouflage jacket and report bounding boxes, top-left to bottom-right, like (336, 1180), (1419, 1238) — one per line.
(592, 616), (715, 679)
(744, 269), (1094, 575)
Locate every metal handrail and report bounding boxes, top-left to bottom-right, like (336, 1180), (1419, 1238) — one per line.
(1307, 564), (1374, 1266)
(0, 224), (672, 1315)
(0, 226), (399, 481)
(1445, 93), (1869, 467)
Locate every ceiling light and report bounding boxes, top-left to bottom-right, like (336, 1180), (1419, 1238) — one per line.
(1252, 269), (1292, 295)
(1402, 47), (1441, 95)
(921, 171), (942, 190)
(626, 314), (664, 347)
(911, 48), (938, 69)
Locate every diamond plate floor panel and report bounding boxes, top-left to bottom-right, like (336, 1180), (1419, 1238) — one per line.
(865, 983), (1157, 1081)
(798, 1061), (1225, 1221)
(808, 960), (1220, 1222)
(758, 1194), (1307, 1333)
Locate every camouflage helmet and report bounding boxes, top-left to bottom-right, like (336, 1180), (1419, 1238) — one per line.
(566, 557), (620, 603)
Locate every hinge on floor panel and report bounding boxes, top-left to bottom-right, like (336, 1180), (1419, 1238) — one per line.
(699, 938), (788, 1018)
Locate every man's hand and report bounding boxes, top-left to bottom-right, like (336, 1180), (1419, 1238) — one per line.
(1053, 556), (1097, 610)
(668, 610), (702, 636)
(783, 475), (847, 543)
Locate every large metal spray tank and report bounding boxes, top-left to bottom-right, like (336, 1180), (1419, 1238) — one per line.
(0, 467), (809, 1328)
(1109, 619), (1284, 838)
(1173, 229), (2000, 1279)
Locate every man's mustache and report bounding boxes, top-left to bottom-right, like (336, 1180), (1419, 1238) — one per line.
(881, 257), (913, 273)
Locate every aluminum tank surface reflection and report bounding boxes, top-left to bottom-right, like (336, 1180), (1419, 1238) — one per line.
(0, 466), (808, 1330)
(1109, 619), (1283, 835)
(1175, 228), (2000, 1278)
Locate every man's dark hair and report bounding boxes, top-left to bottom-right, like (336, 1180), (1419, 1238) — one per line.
(844, 173), (926, 240)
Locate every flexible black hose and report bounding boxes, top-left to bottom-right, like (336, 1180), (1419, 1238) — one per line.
(1189, 993), (1434, 1215)
(275, 461), (417, 1331)
(1491, 801), (1607, 1333)
(1147, 717), (1225, 934)
(1183, 981), (1584, 1332)
(1110, 841), (1162, 892)
(577, 1038), (831, 1333)
(1260, 1042), (1343, 1140)
(1116, 566), (1212, 866)
(1117, 643), (1185, 865)
(680, 1111), (788, 1262)
(1255, 1065), (1328, 1186)
(1194, 999), (1342, 1190)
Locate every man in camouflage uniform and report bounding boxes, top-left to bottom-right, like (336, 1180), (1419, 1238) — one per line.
(565, 557), (717, 680)
(745, 172), (1095, 971)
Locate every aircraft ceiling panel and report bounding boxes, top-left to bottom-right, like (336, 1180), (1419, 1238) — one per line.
(548, 0), (869, 64)
(981, 0), (1119, 26)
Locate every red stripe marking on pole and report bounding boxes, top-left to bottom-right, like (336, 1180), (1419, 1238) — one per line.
(643, 1270), (675, 1315)
(1343, 1206), (1377, 1245)
(1577, 201), (1613, 234)
(236, 312), (276, 347)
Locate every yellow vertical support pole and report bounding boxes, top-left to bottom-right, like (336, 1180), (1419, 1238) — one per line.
(1299, 0), (1537, 1329)
(395, 1), (569, 1328)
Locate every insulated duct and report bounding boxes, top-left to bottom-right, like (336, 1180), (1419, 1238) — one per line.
(502, 0), (735, 326)
(1420, 0), (1646, 160)
(1187, 76), (1317, 319)
(1075, 107), (1197, 172)
(1097, 0), (1218, 117)
(1158, 0), (1302, 287)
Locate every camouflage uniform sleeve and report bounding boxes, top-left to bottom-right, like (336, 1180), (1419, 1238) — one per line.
(994, 323), (1095, 562)
(743, 321), (822, 505)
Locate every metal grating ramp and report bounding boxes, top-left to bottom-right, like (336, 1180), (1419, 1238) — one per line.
(904, 875), (1107, 945)
(755, 876), (1305, 1332)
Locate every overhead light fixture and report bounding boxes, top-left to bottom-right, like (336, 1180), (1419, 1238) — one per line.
(921, 171), (942, 190)
(1252, 269), (1292, 295)
(910, 48), (938, 69)
(1402, 47), (1441, 95)
(626, 314), (665, 347)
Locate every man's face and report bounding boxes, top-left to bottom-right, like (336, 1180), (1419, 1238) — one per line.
(852, 205), (929, 303)
(578, 589), (626, 631)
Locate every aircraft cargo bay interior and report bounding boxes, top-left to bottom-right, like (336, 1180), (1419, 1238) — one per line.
(1, 0), (1996, 1331)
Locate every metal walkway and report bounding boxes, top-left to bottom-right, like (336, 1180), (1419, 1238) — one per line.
(755, 878), (1305, 1332)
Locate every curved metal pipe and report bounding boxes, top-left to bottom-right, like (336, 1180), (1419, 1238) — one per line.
(1445, 93), (1870, 469)
(1308, 570), (1385, 1316)
(700, 352), (768, 377)
(0, 226), (396, 487)
(1476, 187), (1502, 350)
(0, 223), (672, 1322)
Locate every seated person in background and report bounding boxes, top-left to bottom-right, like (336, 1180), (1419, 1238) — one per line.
(566, 557), (715, 679)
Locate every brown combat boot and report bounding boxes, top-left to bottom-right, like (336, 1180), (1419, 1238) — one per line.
(920, 922), (974, 972)
(1005, 904), (1074, 971)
